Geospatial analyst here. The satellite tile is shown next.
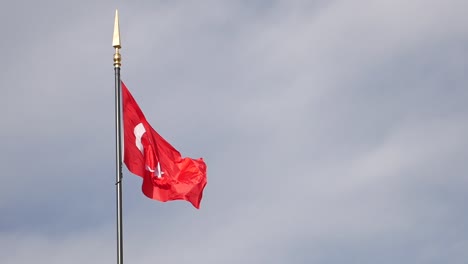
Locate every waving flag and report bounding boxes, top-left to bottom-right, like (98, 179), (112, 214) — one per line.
(122, 81), (207, 209)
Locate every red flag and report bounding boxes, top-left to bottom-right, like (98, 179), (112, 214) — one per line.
(122, 81), (207, 209)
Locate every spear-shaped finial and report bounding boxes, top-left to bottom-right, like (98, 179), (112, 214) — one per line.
(113, 9), (121, 48)
(113, 9), (121, 68)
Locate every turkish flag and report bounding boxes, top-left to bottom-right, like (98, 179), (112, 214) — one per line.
(122, 81), (207, 209)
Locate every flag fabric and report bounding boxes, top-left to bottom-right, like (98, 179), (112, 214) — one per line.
(122, 81), (207, 209)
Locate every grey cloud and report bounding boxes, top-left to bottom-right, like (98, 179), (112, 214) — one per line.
(1, 1), (468, 263)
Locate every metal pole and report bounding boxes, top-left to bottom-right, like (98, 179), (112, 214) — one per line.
(113, 9), (123, 264)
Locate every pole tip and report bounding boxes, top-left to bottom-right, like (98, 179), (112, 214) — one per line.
(113, 9), (121, 49)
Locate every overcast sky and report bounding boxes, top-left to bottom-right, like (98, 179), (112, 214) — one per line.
(1, 1), (468, 263)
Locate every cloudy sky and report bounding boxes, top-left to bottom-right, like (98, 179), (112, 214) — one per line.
(1, 0), (468, 263)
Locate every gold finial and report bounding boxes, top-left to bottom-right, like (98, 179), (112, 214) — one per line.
(113, 9), (121, 48)
(113, 9), (121, 68)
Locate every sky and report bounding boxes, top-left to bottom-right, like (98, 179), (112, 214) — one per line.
(1, 0), (468, 263)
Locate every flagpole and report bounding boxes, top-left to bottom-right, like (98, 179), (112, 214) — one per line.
(112, 9), (124, 264)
